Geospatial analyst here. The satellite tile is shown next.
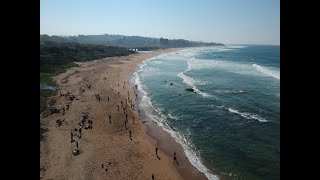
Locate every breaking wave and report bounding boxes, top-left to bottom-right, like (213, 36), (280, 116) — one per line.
(227, 108), (268, 122)
(252, 64), (280, 80)
(177, 72), (211, 97)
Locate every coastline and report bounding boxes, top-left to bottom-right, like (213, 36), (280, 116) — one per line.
(130, 50), (230, 180)
(40, 47), (209, 179)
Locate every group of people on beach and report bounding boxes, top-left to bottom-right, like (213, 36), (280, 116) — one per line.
(55, 78), (180, 179)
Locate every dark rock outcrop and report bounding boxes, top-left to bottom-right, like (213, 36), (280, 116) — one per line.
(185, 88), (194, 92)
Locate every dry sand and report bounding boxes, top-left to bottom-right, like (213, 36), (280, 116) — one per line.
(40, 48), (209, 180)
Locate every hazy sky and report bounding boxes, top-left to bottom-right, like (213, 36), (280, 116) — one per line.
(40, 0), (280, 45)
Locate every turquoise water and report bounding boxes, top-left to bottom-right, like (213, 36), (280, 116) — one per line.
(133, 45), (280, 180)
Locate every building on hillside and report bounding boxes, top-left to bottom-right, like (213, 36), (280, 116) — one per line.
(160, 37), (169, 45)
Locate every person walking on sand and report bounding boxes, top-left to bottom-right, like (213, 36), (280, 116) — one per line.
(155, 147), (160, 160)
(108, 96), (109, 102)
(152, 174), (155, 180)
(117, 105), (119, 111)
(129, 130), (132, 141)
(125, 120), (128, 130)
(70, 132), (74, 143)
(109, 115), (111, 124)
(173, 151), (180, 166)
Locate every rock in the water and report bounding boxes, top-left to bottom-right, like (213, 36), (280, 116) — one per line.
(185, 88), (194, 92)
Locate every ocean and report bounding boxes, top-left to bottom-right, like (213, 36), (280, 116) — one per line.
(132, 45), (280, 180)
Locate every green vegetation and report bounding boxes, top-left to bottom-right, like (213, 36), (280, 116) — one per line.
(40, 41), (136, 112)
(40, 34), (224, 49)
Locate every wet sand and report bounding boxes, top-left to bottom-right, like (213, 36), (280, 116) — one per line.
(40, 48), (209, 180)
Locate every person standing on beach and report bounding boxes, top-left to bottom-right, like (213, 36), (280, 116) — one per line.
(108, 96), (109, 102)
(152, 174), (155, 180)
(129, 130), (132, 141)
(117, 105), (119, 111)
(109, 115), (112, 124)
(132, 117), (135, 124)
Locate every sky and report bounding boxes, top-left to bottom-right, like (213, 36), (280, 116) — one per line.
(40, 0), (280, 45)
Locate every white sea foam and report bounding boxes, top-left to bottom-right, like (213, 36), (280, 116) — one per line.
(186, 57), (195, 72)
(177, 72), (211, 97)
(186, 58), (257, 76)
(227, 108), (268, 122)
(252, 64), (280, 80)
(226, 45), (248, 49)
(134, 62), (219, 180)
(185, 58), (280, 81)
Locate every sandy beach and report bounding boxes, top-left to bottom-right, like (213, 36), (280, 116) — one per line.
(40, 48), (208, 180)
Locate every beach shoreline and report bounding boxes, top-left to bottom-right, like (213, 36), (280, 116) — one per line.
(40, 47), (211, 179)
